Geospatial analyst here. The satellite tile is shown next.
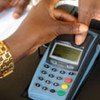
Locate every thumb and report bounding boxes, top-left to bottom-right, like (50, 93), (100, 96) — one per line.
(75, 13), (90, 45)
(75, 0), (91, 45)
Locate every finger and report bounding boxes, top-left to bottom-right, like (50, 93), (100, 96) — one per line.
(10, 0), (19, 6)
(13, 0), (30, 19)
(52, 9), (77, 22)
(75, 15), (90, 45)
(75, 34), (88, 45)
(75, 1), (91, 45)
(56, 21), (88, 35)
(75, 12), (100, 45)
(0, 0), (11, 12)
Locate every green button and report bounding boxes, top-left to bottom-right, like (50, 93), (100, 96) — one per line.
(57, 90), (65, 96)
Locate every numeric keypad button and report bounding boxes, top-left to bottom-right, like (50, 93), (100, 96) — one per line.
(56, 77), (62, 80)
(42, 86), (48, 91)
(45, 80), (51, 84)
(50, 89), (56, 93)
(41, 70), (47, 74)
(38, 77), (44, 81)
(52, 68), (57, 72)
(69, 72), (75, 75)
(48, 74), (54, 78)
(35, 83), (41, 87)
(44, 64), (50, 68)
(53, 82), (59, 86)
(60, 70), (66, 74)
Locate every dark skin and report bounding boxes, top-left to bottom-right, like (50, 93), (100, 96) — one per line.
(76, 0), (100, 45)
(0, 0), (30, 19)
(4, 0), (88, 62)
(0, 0), (100, 45)
(48, 0), (100, 45)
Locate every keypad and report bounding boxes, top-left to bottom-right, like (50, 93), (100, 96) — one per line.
(34, 63), (75, 97)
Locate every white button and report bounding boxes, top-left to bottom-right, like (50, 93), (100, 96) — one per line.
(67, 65), (74, 70)
(50, 60), (57, 65)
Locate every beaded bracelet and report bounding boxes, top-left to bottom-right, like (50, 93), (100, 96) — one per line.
(0, 41), (14, 79)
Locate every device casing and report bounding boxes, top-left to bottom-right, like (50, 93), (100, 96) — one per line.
(28, 30), (100, 100)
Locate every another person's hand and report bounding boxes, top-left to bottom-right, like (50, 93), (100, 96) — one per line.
(11, 0), (30, 18)
(75, 0), (100, 45)
(0, 0), (10, 11)
(0, 0), (30, 19)
(4, 0), (88, 62)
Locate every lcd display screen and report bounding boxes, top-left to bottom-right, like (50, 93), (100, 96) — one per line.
(50, 43), (82, 65)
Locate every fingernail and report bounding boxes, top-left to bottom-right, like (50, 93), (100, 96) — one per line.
(75, 35), (85, 45)
(13, 13), (20, 19)
(79, 24), (88, 33)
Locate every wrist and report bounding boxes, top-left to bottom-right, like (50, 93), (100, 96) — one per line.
(4, 30), (37, 62)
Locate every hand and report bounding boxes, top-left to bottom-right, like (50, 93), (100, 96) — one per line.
(0, 0), (11, 11)
(4, 0), (88, 62)
(11, 0), (30, 19)
(75, 0), (100, 45)
(0, 0), (30, 19)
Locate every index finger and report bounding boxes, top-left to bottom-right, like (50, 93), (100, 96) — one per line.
(13, 0), (30, 19)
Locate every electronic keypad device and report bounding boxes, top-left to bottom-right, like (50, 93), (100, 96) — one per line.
(28, 30), (100, 100)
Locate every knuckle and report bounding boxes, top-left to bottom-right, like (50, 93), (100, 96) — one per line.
(69, 23), (78, 33)
(68, 23), (74, 33)
(52, 21), (79, 35)
(58, 12), (65, 21)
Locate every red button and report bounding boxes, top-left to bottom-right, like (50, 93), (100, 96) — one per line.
(65, 78), (72, 83)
